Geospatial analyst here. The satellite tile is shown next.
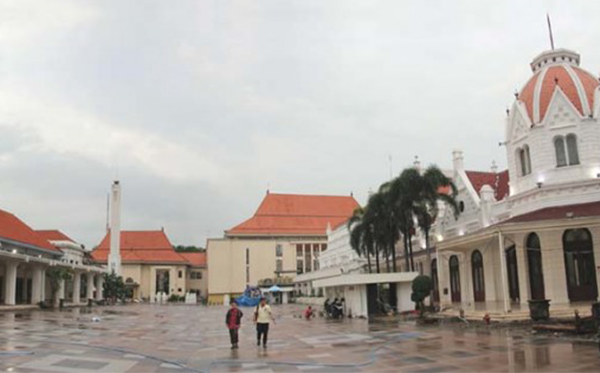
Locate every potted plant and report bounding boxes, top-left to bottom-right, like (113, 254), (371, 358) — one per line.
(528, 299), (550, 321)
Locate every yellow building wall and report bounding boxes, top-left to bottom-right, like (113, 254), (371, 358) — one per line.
(121, 264), (188, 300)
(186, 267), (208, 298)
(207, 237), (326, 300)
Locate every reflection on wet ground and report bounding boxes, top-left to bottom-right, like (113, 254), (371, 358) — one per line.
(0, 304), (598, 372)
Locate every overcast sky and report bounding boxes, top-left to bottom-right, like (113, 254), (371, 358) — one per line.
(1, 0), (599, 248)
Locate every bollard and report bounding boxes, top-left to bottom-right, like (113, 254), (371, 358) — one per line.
(574, 310), (581, 334)
(483, 313), (491, 325)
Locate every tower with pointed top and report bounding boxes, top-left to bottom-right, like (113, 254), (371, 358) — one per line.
(108, 180), (122, 275)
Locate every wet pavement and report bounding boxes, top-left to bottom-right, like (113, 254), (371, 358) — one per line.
(0, 304), (598, 372)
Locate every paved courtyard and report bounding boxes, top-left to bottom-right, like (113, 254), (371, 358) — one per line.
(0, 304), (598, 372)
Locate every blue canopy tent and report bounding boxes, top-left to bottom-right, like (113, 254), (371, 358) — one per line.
(235, 286), (262, 307)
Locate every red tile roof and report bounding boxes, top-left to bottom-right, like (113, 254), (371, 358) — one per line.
(92, 230), (189, 264)
(35, 230), (76, 243)
(178, 252), (207, 267)
(503, 201), (600, 224)
(465, 170), (509, 201)
(519, 64), (598, 124)
(227, 193), (360, 236)
(0, 209), (60, 252)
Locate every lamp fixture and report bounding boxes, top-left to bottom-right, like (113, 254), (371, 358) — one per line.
(536, 181), (543, 188)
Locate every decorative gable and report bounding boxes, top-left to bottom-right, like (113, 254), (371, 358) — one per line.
(509, 103), (531, 142)
(543, 88), (581, 128)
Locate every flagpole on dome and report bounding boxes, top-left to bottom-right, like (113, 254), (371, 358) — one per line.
(546, 13), (555, 50)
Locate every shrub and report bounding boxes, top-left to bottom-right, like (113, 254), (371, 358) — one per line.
(103, 272), (127, 303)
(168, 294), (183, 302)
(411, 275), (433, 318)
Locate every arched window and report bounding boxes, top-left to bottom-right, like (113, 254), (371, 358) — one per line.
(526, 233), (545, 300)
(554, 137), (567, 167)
(518, 145), (532, 176)
(566, 134), (580, 165)
(449, 255), (461, 302)
(471, 250), (485, 302)
(563, 229), (598, 301)
(554, 134), (579, 167)
(431, 259), (439, 302)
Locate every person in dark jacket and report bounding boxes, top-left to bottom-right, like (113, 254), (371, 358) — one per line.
(225, 300), (243, 349)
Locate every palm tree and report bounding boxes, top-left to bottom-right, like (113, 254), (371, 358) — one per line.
(347, 207), (374, 273)
(368, 186), (400, 273)
(389, 168), (422, 271)
(413, 165), (460, 276)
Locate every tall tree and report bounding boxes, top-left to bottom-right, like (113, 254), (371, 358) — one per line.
(413, 165), (460, 276)
(367, 187), (400, 273)
(347, 207), (374, 273)
(389, 168), (421, 271)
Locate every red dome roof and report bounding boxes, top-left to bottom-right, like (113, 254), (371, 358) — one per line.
(518, 50), (598, 124)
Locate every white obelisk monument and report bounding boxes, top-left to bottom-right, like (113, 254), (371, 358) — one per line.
(108, 180), (122, 275)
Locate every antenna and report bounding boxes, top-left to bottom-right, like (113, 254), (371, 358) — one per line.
(546, 13), (555, 50)
(388, 154), (393, 180)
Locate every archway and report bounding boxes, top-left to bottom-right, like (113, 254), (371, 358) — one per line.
(449, 255), (461, 302)
(526, 233), (545, 300)
(471, 250), (485, 302)
(563, 229), (598, 302)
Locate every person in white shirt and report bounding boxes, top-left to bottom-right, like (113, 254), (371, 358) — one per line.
(254, 297), (275, 348)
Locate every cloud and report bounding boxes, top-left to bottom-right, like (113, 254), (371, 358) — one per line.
(1, 0), (600, 247)
(0, 89), (224, 185)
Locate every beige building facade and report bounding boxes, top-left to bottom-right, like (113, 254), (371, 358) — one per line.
(207, 192), (358, 304)
(92, 230), (207, 301)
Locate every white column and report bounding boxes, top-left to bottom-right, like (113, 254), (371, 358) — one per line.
(498, 232), (511, 313)
(87, 273), (95, 301)
(22, 270), (29, 303)
(437, 250), (451, 306)
(72, 272), (81, 304)
(58, 278), (65, 300)
(41, 268), (47, 301)
(96, 275), (104, 301)
(31, 266), (44, 304)
(4, 262), (18, 305)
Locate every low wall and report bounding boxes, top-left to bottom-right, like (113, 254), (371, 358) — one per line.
(295, 297), (326, 306)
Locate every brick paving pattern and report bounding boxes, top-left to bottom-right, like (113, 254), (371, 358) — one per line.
(0, 304), (598, 372)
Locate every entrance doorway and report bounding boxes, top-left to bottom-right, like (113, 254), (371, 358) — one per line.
(563, 229), (598, 302)
(449, 255), (461, 302)
(505, 246), (520, 302)
(471, 250), (485, 302)
(526, 233), (546, 300)
(366, 284), (378, 316)
(431, 259), (439, 302)
(155, 270), (170, 295)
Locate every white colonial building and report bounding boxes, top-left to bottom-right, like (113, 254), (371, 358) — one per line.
(0, 213), (105, 308)
(428, 46), (600, 316)
(295, 222), (417, 318)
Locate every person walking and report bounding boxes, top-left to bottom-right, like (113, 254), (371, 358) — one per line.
(254, 297), (275, 348)
(225, 300), (243, 349)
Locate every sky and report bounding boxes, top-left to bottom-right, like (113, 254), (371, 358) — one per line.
(1, 0), (599, 249)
